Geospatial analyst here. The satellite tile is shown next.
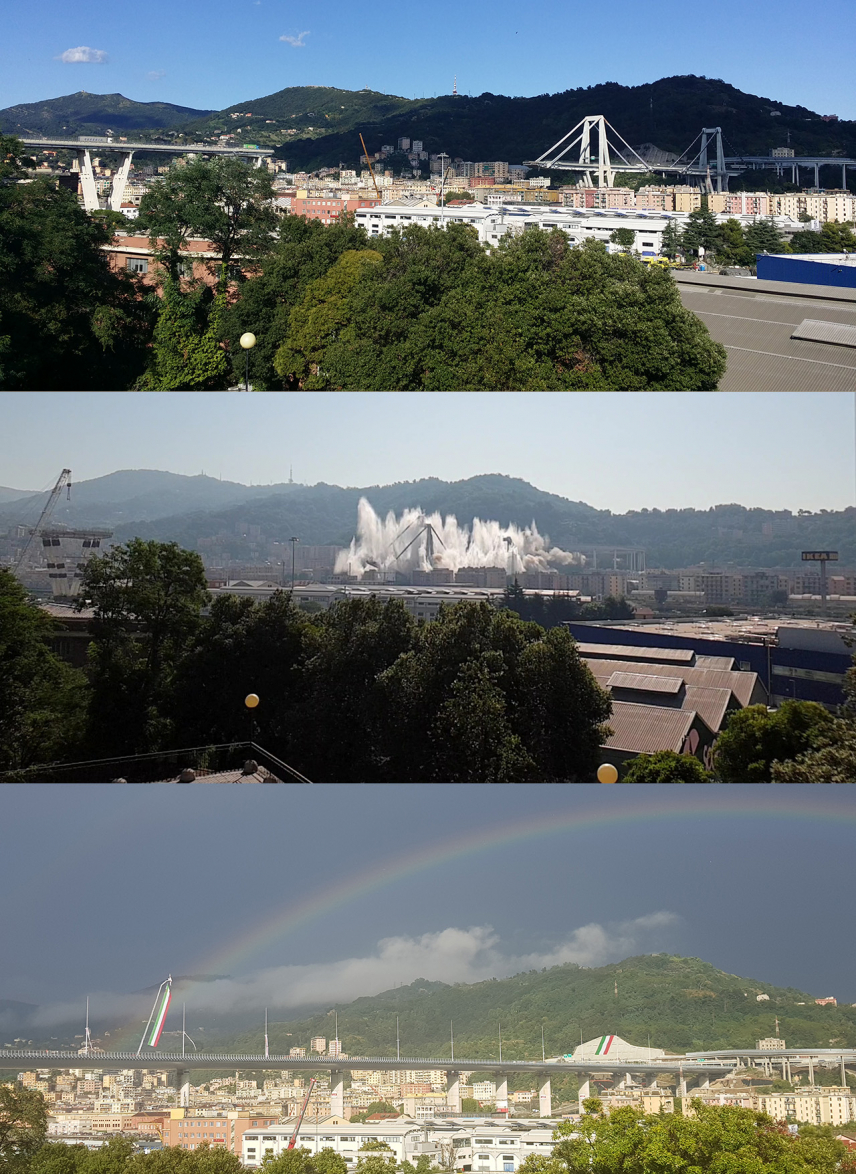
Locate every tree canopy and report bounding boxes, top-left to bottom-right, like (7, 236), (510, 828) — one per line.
(713, 700), (835, 784)
(273, 225), (726, 390)
(621, 750), (712, 783)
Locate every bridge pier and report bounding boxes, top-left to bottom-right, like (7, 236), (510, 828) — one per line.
(808, 1058), (815, 1087)
(538, 1076), (551, 1119)
(446, 1071), (461, 1114)
(577, 1075), (591, 1104)
(175, 1068), (191, 1107)
(75, 149), (99, 212)
(109, 151), (135, 212)
(495, 1077), (508, 1113)
(841, 1058), (847, 1087)
(330, 1070), (344, 1117)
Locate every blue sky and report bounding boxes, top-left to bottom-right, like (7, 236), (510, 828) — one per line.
(2, 787), (856, 1019)
(1, 392), (854, 514)
(3, 0), (856, 119)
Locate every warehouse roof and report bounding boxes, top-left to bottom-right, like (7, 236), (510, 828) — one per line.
(576, 641), (696, 665)
(674, 270), (856, 390)
(603, 701), (709, 755)
(584, 656), (763, 708)
(607, 671), (685, 695)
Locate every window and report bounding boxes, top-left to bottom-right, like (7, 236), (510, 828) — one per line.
(126, 257), (148, 273)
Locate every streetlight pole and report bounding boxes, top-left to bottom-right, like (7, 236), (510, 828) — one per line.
(290, 536), (299, 592)
(239, 332), (257, 391)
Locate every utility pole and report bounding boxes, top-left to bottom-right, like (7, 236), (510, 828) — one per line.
(396, 1016), (400, 1061)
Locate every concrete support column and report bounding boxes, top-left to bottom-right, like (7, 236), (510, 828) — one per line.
(808, 1058), (815, 1087)
(330, 1071), (344, 1118)
(109, 150), (135, 212)
(814, 164), (820, 188)
(646, 1075), (660, 1092)
(538, 1076), (551, 1119)
(577, 1076), (591, 1104)
(696, 1076), (710, 1090)
(782, 1060), (788, 1081)
(677, 1071), (687, 1098)
(76, 149), (99, 211)
(613, 1071), (628, 1091)
(495, 1077), (508, 1114)
(841, 1059), (847, 1087)
(446, 1071), (461, 1114)
(175, 1069), (190, 1107)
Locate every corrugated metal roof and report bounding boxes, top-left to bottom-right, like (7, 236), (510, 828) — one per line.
(683, 686), (733, 734)
(695, 654), (736, 670)
(676, 281), (856, 390)
(791, 318), (856, 348)
(584, 656), (762, 707)
(607, 671), (685, 694)
(603, 701), (698, 755)
(576, 642), (696, 664)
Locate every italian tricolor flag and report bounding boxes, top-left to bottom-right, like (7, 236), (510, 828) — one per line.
(594, 1035), (615, 1056)
(145, 979), (172, 1047)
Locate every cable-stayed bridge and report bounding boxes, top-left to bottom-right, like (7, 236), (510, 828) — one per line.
(527, 116), (856, 192)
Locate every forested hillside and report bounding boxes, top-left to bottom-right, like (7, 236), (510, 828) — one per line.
(4, 472), (853, 568)
(218, 954), (856, 1059)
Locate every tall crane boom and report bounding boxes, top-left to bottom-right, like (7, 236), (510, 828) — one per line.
(359, 133), (382, 200)
(287, 1077), (317, 1148)
(13, 468), (72, 574)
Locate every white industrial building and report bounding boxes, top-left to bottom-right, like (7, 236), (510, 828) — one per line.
(354, 203), (805, 258)
(241, 1118), (559, 1171)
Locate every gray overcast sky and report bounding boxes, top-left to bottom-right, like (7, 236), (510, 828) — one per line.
(2, 786), (856, 1025)
(3, 392), (855, 513)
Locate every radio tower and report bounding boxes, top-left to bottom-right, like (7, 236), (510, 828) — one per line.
(453, 75), (458, 97)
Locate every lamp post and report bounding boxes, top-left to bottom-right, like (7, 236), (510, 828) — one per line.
(290, 536), (299, 592)
(239, 332), (256, 392)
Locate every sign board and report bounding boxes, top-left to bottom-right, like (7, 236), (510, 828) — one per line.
(801, 551), (839, 561)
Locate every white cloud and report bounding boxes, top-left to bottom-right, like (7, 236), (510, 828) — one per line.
(27, 915), (680, 1027)
(56, 46), (108, 64)
(279, 31), (310, 47)
(147, 69), (166, 81)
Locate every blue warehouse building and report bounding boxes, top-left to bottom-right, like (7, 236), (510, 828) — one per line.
(564, 622), (852, 710)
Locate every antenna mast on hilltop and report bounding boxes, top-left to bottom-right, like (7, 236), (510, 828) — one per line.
(453, 75), (458, 97)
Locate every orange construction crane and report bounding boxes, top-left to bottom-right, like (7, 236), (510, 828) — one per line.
(287, 1077), (318, 1149)
(359, 133), (381, 200)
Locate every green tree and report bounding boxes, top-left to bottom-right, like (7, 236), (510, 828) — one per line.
(744, 217), (788, 256)
(138, 279), (230, 389)
(621, 750), (712, 783)
(660, 220), (683, 260)
(273, 249), (383, 387)
(714, 700), (835, 784)
(0, 570), (88, 773)
(138, 156), (277, 287)
(378, 602), (611, 783)
(717, 219), (753, 267)
(609, 227), (636, 251)
(276, 225), (726, 390)
(788, 221), (856, 254)
(169, 591), (310, 751)
(0, 164), (154, 389)
(549, 1099), (849, 1174)
(220, 214), (374, 390)
(680, 200), (723, 258)
(0, 1083), (48, 1170)
(79, 539), (210, 754)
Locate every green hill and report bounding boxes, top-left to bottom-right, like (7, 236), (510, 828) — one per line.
(0, 91), (213, 137)
(251, 75), (856, 177)
(218, 954), (856, 1059)
(179, 85), (421, 147)
(4, 76), (855, 184)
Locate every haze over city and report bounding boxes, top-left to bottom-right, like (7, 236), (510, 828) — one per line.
(3, 393), (855, 514)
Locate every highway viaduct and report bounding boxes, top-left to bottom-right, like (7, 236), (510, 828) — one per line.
(19, 139), (275, 213)
(0, 1050), (735, 1116)
(689, 1048), (856, 1088)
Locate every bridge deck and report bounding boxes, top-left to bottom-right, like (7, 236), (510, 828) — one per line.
(20, 138), (273, 156)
